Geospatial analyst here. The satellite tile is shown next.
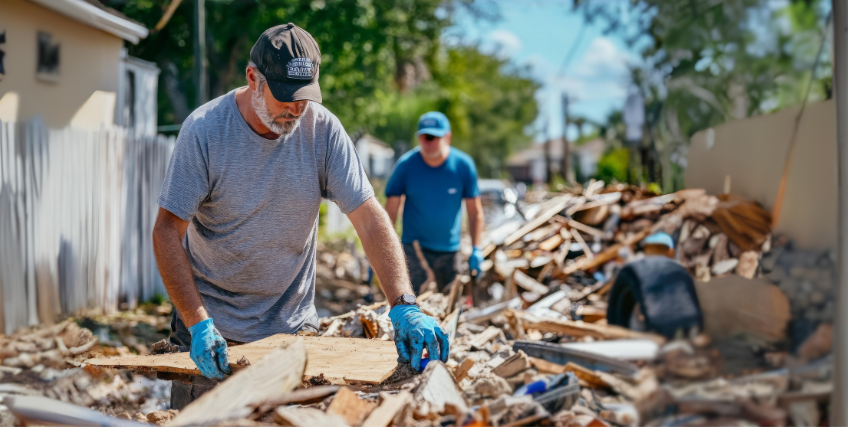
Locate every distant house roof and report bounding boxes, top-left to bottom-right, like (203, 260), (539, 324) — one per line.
(29, 0), (149, 43)
(506, 138), (566, 167)
(354, 133), (395, 158)
(571, 138), (606, 162)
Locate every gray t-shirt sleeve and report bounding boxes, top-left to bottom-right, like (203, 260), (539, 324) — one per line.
(157, 125), (210, 221)
(322, 121), (374, 214)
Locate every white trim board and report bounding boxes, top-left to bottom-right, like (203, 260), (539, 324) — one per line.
(28, 0), (148, 44)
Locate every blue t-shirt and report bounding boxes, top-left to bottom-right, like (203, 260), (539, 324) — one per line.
(386, 147), (480, 252)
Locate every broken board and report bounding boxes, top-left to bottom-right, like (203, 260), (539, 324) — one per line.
(85, 334), (398, 385)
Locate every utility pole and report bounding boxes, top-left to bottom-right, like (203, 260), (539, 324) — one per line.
(193, 0), (208, 107)
(543, 115), (554, 186)
(830, 0), (847, 423)
(561, 93), (571, 184)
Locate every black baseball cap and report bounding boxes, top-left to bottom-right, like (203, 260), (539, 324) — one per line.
(250, 23), (322, 103)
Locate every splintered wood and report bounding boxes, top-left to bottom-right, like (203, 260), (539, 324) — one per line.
(168, 339), (307, 426)
(361, 391), (412, 427)
(326, 387), (376, 426)
(414, 361), (469, 416)
(506, 310), (665, 344)
(86, 334), (398, 385)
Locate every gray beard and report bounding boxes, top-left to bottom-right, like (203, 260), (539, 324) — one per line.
(251, 88), (303, 136)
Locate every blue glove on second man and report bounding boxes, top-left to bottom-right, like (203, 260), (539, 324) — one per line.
(389, 305), (449, 372)
(469, 246), (484, 274)
(188, 318), (231, 380)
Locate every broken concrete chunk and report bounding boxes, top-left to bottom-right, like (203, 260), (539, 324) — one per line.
(473, 373), (512, 398)
(146, 409), (179, 425)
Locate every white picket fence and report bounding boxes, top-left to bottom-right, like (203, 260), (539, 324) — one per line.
(0, 118), (173, 334)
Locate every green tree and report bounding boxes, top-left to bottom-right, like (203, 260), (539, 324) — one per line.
(576, 0), (830, 190)
(102, 0), (538, 177)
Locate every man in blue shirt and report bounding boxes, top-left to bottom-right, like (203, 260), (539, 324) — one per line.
(385, 112), (485, 293)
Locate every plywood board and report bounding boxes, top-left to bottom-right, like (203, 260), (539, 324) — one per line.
(86, 334), (398, 385)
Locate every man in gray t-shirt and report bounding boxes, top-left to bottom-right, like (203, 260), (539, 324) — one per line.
(154, 24), (448, 409)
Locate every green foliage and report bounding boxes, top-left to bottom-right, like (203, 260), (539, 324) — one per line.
(577, 0), (830, 191)
(103, 0), (538, 178)
(366, 46), (541, 178)
(594, 148), (629, 184)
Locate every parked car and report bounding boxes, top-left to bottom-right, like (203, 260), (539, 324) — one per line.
(477, 179), (523, 228)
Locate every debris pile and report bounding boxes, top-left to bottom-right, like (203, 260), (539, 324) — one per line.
(316, 242), (377, 317)
(0, 307), (175, 422)
(480, 183), (774, 302)
(0, 182), (834, 426)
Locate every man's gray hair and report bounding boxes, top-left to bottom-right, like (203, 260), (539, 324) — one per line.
(248, 61), (267, 89)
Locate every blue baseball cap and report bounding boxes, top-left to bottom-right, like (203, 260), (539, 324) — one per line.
(644, 232), (674, 250)
(416, 111), (451, 137)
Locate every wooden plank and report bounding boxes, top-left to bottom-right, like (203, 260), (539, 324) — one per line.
(562, 228), (652, 275)
(522, 224), (561, 243)
(326, 387), (376, 426)
(469, 326), (502, 350)
(361, 391), (412, 427)
(528, 356), (566, 374)
(538, 234), (564, 252)
(566, 218), (606, 239)
(453, 358), (475, 383)
(87, 334), (398, 385)
(274, 407), (349, 427)
(570, 229), (594, 259)
(492, 350), (530, 378)
(506, 310), (665, 344)
(512, 270), (549, 295)
(412, 240), (436, 292)
(564, 362), (610, 389)
(569, 192), (622, 214)
(168, 338), (307, 426)
(254, 385), (340, 414)
(503, 195), (571, 247)
(465, 297), (522, 324)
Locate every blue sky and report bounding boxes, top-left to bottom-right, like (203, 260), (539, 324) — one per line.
(446, 1), (646, 142)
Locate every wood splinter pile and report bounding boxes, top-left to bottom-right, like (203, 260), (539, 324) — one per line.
(477, 182), (774, 307)
(0, 321), (98, 369)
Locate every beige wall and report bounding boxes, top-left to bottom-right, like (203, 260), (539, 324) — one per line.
(686, 100), (837, 250)
(0, 0), (123, 128)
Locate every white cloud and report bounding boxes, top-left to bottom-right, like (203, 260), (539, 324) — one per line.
(484, 29), (523, 59)
(572, 37), (631, 81)
(523, 37), (636, 140)
(527, 37), (632, 103)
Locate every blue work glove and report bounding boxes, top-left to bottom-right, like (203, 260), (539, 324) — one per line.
(389, 305), (449, 372)
(188, 318), (231, 380)
(469, 246), (484, 274)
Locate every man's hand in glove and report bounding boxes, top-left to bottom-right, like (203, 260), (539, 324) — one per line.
(389, 305), (449, 372)
(469, 246), (483, 274)
(188, 318), (231, 379)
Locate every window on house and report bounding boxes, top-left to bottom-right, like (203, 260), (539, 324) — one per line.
(36, 31), (60, 82)
(0, 31), (6, 79)
(123, 70), (136, 128)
